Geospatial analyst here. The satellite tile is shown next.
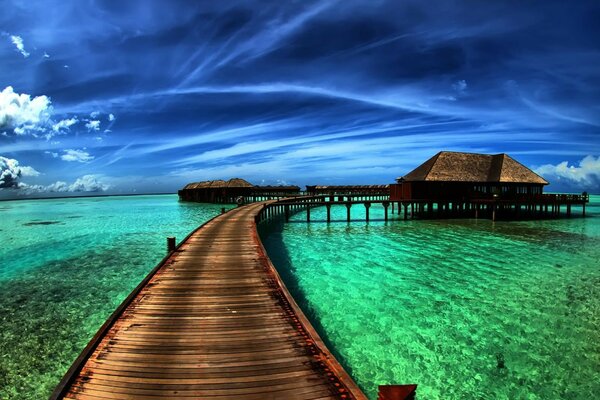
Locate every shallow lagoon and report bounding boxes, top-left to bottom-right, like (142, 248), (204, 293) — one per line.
(262, 196), (600, 399)
(0, 195), (229, 399)
(0, 194), (598, 399)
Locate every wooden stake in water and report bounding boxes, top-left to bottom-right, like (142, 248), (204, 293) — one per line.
(167, 237), (176, 252)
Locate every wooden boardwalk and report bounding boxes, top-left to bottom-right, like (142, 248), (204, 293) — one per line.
(52, 201), (367, 400)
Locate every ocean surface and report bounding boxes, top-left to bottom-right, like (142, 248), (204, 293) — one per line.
(262, 195), (600, 399)
(0, 194), (598, 399)
(0, 195), (230, 399)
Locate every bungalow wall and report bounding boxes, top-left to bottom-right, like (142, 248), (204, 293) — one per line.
(390, 182), (544, 201)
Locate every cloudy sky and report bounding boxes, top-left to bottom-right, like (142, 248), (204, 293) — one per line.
(1, 0), (599, 198)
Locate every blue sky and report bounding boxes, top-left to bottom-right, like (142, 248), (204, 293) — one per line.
(1, 0), (599, 198)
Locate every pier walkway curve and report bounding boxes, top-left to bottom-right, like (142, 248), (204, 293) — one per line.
(51, 201), (367, 400)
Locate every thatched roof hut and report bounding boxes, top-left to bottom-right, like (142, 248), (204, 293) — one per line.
(398, 152), (548, 185)
(392, 151), (549, 202)
(179, 178), (300, 203)
(183, 178), (254, 190)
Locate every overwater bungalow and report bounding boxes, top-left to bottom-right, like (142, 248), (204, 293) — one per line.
(178, 178), (300, 203)
(390, 151), (588, 220)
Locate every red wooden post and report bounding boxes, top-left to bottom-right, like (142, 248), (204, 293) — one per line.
(378, 384), (417, 400)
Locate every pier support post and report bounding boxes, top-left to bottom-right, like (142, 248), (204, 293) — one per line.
(365, 202), (371, 222)
(326, 203), (331, 223)
(383, 201), (389, 221)
(567, 204), (571, 218)
(346, 202), (352, 222)
(391, 202), (394, 214)
(285, 205), (290, 222)
(167, 237), (176, 253)
(583, 203), (586, 217)
(403, 203), (408, 220)
(492, 205), (497, 222)
(306, 206), (311, 222)
(221, 207), (226, 214)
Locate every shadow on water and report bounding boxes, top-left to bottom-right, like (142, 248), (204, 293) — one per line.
(258, 216), (363, 387)
(23, 221), (64, 226)
(425, 218), (593, 250)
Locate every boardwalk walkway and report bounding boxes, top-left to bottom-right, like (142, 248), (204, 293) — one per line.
(52, 201), (367, 400)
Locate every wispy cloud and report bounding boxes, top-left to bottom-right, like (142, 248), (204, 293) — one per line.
(10, 35), (29, 58)
(52, 117), (78, 132)
(61, 149), (94, 163)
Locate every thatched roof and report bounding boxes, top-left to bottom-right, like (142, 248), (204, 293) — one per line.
(227, 178), (254, 188)
(183, 178), (255, 190)
(399, 152), (548, 185)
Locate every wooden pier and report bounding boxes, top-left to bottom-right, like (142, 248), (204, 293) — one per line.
(51, 201), (369, 400)
(259, 194), (589, 223)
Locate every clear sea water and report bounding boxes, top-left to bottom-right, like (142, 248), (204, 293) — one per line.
(0, 194), (598, 399)
(0, 195), (230, 399)
(261, 196), (600, 400)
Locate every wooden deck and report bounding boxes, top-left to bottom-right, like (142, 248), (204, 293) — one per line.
(51, 201), (367, 400)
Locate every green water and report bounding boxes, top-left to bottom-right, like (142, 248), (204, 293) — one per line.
(262, 196), (600, 399)
(0, 195), (230, 399)
(1, 194), (598, 399)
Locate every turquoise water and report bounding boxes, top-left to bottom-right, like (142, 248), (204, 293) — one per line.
(0, 195), (230, 399)
(1, 194), (598, 399)
(262, 196), (600, 399)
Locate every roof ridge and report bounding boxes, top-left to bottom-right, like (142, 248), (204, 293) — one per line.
(423, 152), (442, 180)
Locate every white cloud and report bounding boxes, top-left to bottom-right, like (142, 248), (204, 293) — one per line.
(61, 149), (94, 163)
(0, 86), (52, 135)
(68, 175), (110, 192)
(44, 181), (69, 192)
(1, 156), (110, 194)
(43, 52), (50, 58)
(108, 113), (115, 122)
(535, 155), (600, 190)
(44, 151), (58, 158)
(52, 117), (78, 132)
(85, 120), (100, 131)
(90, 111), (100, 118)
(20, 166), (40, 177)
(0, 156), (39, 188)
(10, 35), (29, 58)
(21, 175), (110, 194)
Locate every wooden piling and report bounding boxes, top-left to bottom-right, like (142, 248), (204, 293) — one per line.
(166, 236), (176, 252)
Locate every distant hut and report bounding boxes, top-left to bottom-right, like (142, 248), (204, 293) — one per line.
(391, 151), (548, 201)
(178, 178), (300, 203)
